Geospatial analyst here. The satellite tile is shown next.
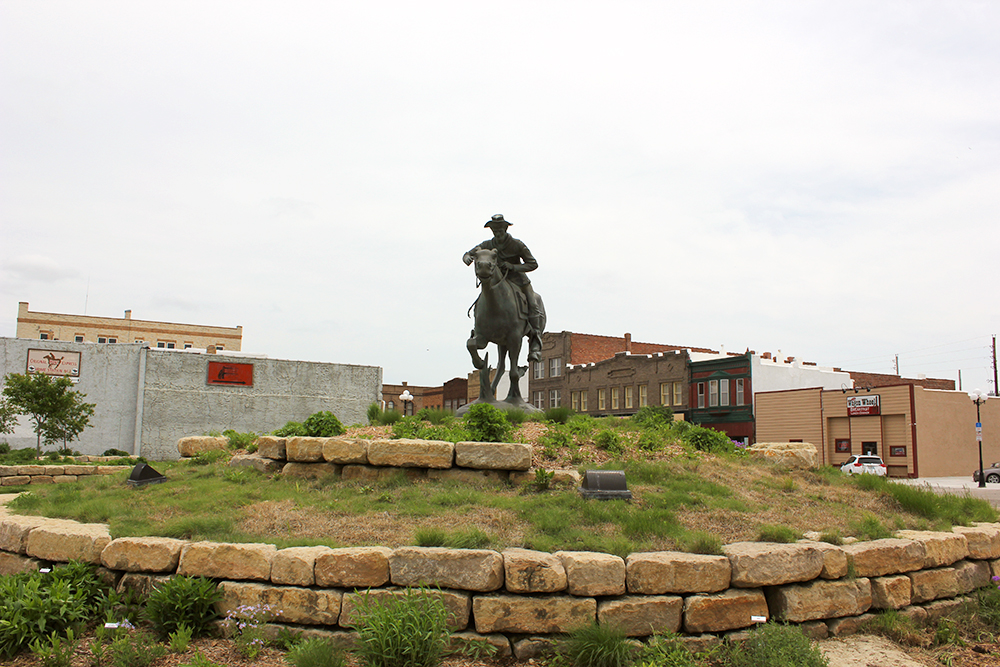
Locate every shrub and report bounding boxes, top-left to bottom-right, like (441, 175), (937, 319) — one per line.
(683, 425), (734, 453)
(632, 405), (674, 429)
(504, 408), (528, 425)
(463, 403), (512, 443)
(144, 575), (222, 638)
(637, 430), (666, 452)
(757, 524), (801, 543)
(539, 427), (573, 451)
(353, 588), (450, 667)
(103, 448), (130, 457)
(379, 409), (403, 425)
(415, 408), (453, 425)
(367, 402), (384, 425)
(108, 630), (167, 667)
(29, 628), (77, 667)
(0, 442), (9, 454)
(722, 622), (828, 667)
(559, 622), (632, 667)
(636, 633), (699, 667)
(391, 416), (424, 440)
(594, 429), (625, 456)
(286, 637), (347, 667)
(544, 406), (574, 424)
(222, 429), (257, 450)
(272, 421), (308, 437)
(567, 414), (597, 439)
(189, 449), (227, 466)
(304, 411), (344, 437)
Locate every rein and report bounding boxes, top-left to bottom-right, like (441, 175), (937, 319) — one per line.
(468, 262), (510, 318)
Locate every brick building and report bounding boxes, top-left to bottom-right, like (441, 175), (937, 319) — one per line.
(566, 349), (694, 417)
(530, 331), (716, 412)
(688, 353), (755, 442)
(847, 370), (955, 391)
(15, 302), (242, 351)
(382, 377), (469, 415)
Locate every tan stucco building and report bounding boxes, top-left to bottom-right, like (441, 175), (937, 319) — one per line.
(756, 385), (999, 478)
(15, 301), (242, 351)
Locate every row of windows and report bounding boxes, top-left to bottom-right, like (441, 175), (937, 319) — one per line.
(532, 381), (687, 413)
(532, 358), (563, 379)
(38, 333), (223, 350)
(695, 378), (746, 408)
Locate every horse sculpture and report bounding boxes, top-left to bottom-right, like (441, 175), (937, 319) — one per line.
(465, 248), (546, 410)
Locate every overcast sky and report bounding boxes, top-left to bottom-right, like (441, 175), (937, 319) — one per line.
(2, 1), (998, 393)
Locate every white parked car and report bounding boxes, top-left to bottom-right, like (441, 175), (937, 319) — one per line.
(840, 455), (887, 476)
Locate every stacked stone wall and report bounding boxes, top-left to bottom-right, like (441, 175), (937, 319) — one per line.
(0, 463), (129, 487)
(2, 506), (998, 659)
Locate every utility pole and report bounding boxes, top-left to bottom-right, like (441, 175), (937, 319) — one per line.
(992, 334), (998, 396)
(894, 354), (899, 376)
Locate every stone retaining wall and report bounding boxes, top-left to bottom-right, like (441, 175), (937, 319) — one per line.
(0, 464), (130, 486)
(178, 435), (563, 485)
(2, 508), (998, 658)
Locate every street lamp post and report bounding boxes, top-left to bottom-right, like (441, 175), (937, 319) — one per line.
(970, 388), (988, 488)
(399, 390), (413, 417)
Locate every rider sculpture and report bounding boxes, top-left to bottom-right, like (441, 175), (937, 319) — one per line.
(463, 214), (545, 362)
(461, 214), (547, 409)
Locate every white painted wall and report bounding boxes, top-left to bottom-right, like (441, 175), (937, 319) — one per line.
(750, 355), (853, 405)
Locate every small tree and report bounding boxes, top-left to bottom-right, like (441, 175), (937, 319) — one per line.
(2, 373), (96, 455)
(0, 397), (18, 437)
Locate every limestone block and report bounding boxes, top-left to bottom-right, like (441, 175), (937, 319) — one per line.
(390, 547), (503, 592)
(473, 594), (596, 634)
(0, 551), (42, 575)
(31, 476), (54, 484)
(322, 438), (368, 464)
(552, 469), (583, 487)
(682, 589), (769, 633)
(341, 465), (426, 482)
(747, 442), (818, 469)
(896, 530), (969, 568)
(954, 559), (991, 594)
(502, 548), (567, 593)
(52, 475), (77, 483)
(765, 578), (872, 622)
(96, 466), (128, 475)
(922, 598), (965, 624)
(177, 436), (227, 457)
(218, 581), (341, 626)
(871, 575), (912, 609)
(258, 625), (355, 649)
(229, 454), (283, 474)
(0, 465), (18, 476)
(25, 521), (111, 564)
(256, 436), (287, 460)
(340, 588), (471, 631)
(598, 595), (683, 636)
(898, 605), (928, 625)
(557, 551), (626, 596)
(315, 546), (392, 588)
(1, 476), (31, 486)
(367, 439), (454, 469)
(62, 465), (94, 476)
(843, 539), (926, 577)
(100, 537), (186, 573)
(625, 551), (730, 594)
(952, 524), (1000, 559)
(117, 572), (171, 598)
(992, 558), (1000, 579)
(512, 636), (558, 660)
(908, 566), (958, 604)
(178, 541), (276, 581)
(281, 462), (342, 479)
(17, 465), (48, 475)
(806, 541), (850, 579)
(680, 635), (722, 655)
(800, 621), (829, 640)
(826, 613), (876, 637)
(448, 632), (512, 658)
(454, 441), (531, 471)
(271, 546), (335, 586)
(285, 437), (326, 462)
(723, 542), (824, 587)
(0, 515), (63, 553)
(427, 468), (508, 485)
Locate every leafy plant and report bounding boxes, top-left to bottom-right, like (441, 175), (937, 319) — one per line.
(108, 630), (167, 667)
(189, 449), (227, 466)
(180, 652), (225, 667)
(286, 636), (348, 667)
(144, 575), (222, 638)
(682, 425), (733, 453)
(222, 429), (257, 450)
(29, 628), (77, 667)
(534, 468), (555, 491)
(415, 408), (453, 425)
(224, 603), (275, 659)
(103, 448), (130, 457)
(463, 403), (512, 443)
(368, 402), (385, 425)
(632, 405), (674, 429)
(304, 411), (345, 437)
(594, 429), (625, 455)
(636, 632), (700, 667)
(558, 622), (633, 667)
(860, 609), (925, 646)
(353, 588), (450, 667)
(273, 421), (308, 437)
(721, 622), (828, 667)
(544, 406), (574, 424)
(168, 623), (193, 652)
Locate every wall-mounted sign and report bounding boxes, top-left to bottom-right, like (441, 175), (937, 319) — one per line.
(207, 361), (253, 387)
(26, 349), (81, 377)
(847, 394), (880, 416)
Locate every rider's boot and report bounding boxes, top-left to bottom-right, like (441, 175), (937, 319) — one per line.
(527, 315), (544, 362)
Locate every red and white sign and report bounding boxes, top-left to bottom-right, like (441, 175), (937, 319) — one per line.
(847, 394), (880, 416)
(26, 349), (81, 377)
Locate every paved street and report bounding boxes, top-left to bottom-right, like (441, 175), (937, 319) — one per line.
(895, 476), (1000, 508)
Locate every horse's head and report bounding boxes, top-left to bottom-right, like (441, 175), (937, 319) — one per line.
(473, 248), (499, 282)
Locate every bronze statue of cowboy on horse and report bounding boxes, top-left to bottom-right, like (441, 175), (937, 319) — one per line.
(461, 214), (547, 411)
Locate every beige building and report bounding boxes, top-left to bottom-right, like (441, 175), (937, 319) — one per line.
(756, 385), (999, 478)
(15, 301), (242, 351)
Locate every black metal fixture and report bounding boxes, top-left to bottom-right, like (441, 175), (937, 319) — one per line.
(579, 470), (632, 500)
(970, 389), (988, 489)
(126, 462), (167, 487)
